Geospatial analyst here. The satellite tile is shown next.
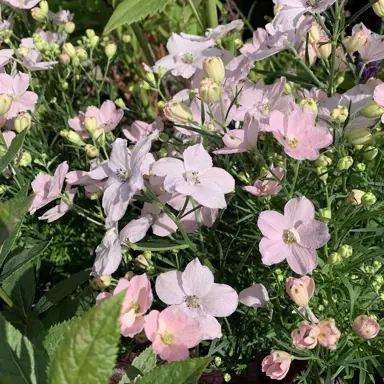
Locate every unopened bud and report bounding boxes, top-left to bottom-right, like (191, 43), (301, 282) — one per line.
(314, 39), (332, 59)
(360, 100), (384, 118)
(338, 244), (353, 258)
(84, 116), (98, 133)
(39, 0), (48, 13)
(319, 208), (331, 223)
(224, 373), (231, 382)
(63, 42), (76, 58)
(14, 112), (32, 132)
(355, 163), (366, 172)
(158, 66), (167, 79)
(328, 252), (342, 265)
(299, 98), (318, 116)
(115, 98), (126, 109)
(145, 72), (156, 85)
(64, 21), (75, 34)
(361, 192), (377, 206)
(337, 156), (353, 170)
(344, 31), (368, 53)
(317, 166), (328, 182)
(76, 47), (88, 61)
(90, 35), (99, 48)
(86, 29), (96, 39)
(345, 128), (372, 145)
(373, 0), (384, 17)
(66, 130), (86, 146)
(363, 146), (379, 161)
(164, 102), (193, 124)
(346, 189), (365, 205)
(105, 43), (117, 58)
(330, 105), (349, 123)
(309, 24), (320, 43)
(18, 151), (32, 167)
(214, 356), (222, 366)
(85, 190), (102, 200)
(122, 33), (131, 43)
(203, 57), (225, 84)
(59, 53), (70, 65)
(353, 315), (380, 339)
(90, 275), (111, 290)
(71, 56), (80, 67)
(0, 94), (12, 116)
(84, 144), (99, 157)
(31, 7), (46, 22)
(199, 77), (220, 104)
(314, 154), (332, 167)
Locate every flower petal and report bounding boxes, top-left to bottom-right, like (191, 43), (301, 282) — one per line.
(239, 284), (269, 308)
(200, 283), (238, 317)
(195, 313), (222, 340)
(259, 237), (288, 266)
(182, 258), (214, 298)
(155, 271), (186, 305)
(120, 216), (152, 243)
(199, 167), (235, 194)
(152, 213), (178, 237)
(297, 219), (330, 249)
(287, 245), (318, 275)
(284, 197), (315, 227)
(183, 143), (212, 173)
(257, 211), (287, 239)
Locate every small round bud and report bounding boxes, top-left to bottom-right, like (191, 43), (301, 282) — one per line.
(90, 35), (99, 48)
(338, 245), (353, 258)
(214, 356), (222, 366)
(345, 128), (372, 146)
(105, 43), (117, 58)
(0, 94), (13, 116)
(361, 192), (377, 206)
(71, 56), (80, 67)
(76, 47), (88, 61)
(224, 373), (231, 382)
(319, 208), (331, 223)
(318, 304), (325, 311)
(337, 156), (353, 171)
(299, 98), (318, 116)
(314, 39), (332, 59)
(64, 21), (75, 34)
(363, 146), (379, 161)
(59, 53), (70, 65)
(373, 260), (382, 272)
(90, 275), (111, 290)
(374, 275), (384, 284)
(145, 72), (156, 85)
(63, 42), (76, 58)
(0, 185), (7, 193)
(84, 144), (99, 158)
(328, 252), (342, 264)
(31, 7), (46, 22)
(203, 57), (225, 84)
(18, 151), (32, 167)
(163, 102), (193, 124)
(122, 33), (131, 43)
(356, 162), (366, 172)
(14, 112), (32, 132)
(360, 100), (384, 118)
(85, 190), (102, 200)
(317, 166), (328, 182)
(115, 98), (126, 109)
(86, 29), (96, 39)
(39, 0), (48, 13)
(330, 105), (349, 123)
(84, 116), (98, 133)
(346, 189), (366, 205)
(314, 154), (332, 167)
(61, 81), (69, 90)
(65, 131), (86, 146)
(373, 0), (384, 17)
(199, 77), (220, 104)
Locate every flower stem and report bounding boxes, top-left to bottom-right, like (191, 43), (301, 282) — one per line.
(328, 0), (341, 96)
(187, 0), (205, 31)
(289, 161), (300, 198)
(205, 0), (218, 29)
(132, 22), (155, 66)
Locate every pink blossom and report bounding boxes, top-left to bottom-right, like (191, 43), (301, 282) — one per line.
(296, 87), (328, 102)
(243, 166), (284, 197)
(152, 144), (235, 209)
(298, 306), (319, 323)
(155, 258), (238, 340)
(0, 72), (37, 119)
(144, 307), (203, 362)
(262, 351), (292, 380)
(2, 130), (15, 147)
(2, 0), (41, 9)
(239, 284), (269, 308)
(48, 10), (73, 24)
(21, 49), (57, 71)
(85, 100), (124, 133)
(66, 168), (105, 193)
(352, 315), (380, 339)
(257, 197), (330, 274)
(286, 276), (315, 307)
(292, 321), (320, 350)
(373, 83), (384, 124)
(30, 161), (68, 214)
(123, 117), (164, 142)
(317, 319), (341, 350)
(0, 49), (14, 68)
(359, 30), (384, 63)
(240, 28), (268, 55)
(269, 107), (332, 160)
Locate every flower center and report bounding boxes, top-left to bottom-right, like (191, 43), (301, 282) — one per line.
(185, 295), (200, 308)
(117, 168), (129, 182)
(161, 331), (174, 345)
(289, 137), (299, 149)
(307, 0), (318, 6)
(283, 229), (297, 244)
(186, 171), (200, 185)
(183, 53), (194, 64)
(130, 303), (141, 314)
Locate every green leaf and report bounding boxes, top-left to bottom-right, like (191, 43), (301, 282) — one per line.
(48, 292), (125, 384)
(0, 129), (27, 173)
(41, 320), (74, 355)
(33, 269), (91, 315)
(104, 0), (169, 34)
(0, 312), (48, 384)
(133, 239), (190, 252)
(132, 347), (156, 374)
(0, 241), (50, 283)
(0, 195), (33, 250)
(137, 357), (212, 384)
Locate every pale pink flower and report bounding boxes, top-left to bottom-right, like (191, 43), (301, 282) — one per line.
(292, 321), (320, 350)
(152, 144), (235, 209)
(296, 87), (328, 102)
(258, 197), (330, 274)
(262, 351), (292, 380)
(359, 30), (384, 63)
(85, 100), (124, 133)
(2, 0), (41, 9)
(239, 284), (269, 308)
(0, 72), (37, 119)
(0, 49), (14, 67)
(48, 10), (73, 24)
(243, 166), (284, 197)
(240, 28), (268, 55)
(21, 49), (57, 71)
(269, 107), (332, 160)
(123, 117), (164, 142)
(352, 315), (380, 339)
(68, 113), (89, 139)
(372, 83), (384, 124)
(155, 258), (238, 340)
(317, 319), (341, 350)
(66, 168), (105, 193)
(2, 130), (15, 147)
(214, 113), (260, 155)
(286, 276), (315, 307)
(30, 161), (68, 214)
(144, 307), (203, 362)
(38, 187), (77, 223)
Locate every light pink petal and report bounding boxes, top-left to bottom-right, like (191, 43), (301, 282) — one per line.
(243, 186), (261, 196)
(155, 271), (186, 305)
(162, 338), (190, 362)
(199, 167), (235, 194)
(114, 278), (130, 295)
(297, 220), (330, 249)
(119, 217), (152, 243)
(102, 182), (125, 221)
(152, 213), (178, 237)
(183, 144), (212, 173)
(152, 157), (185, 177)
(374, 83), (384, 106)
(177, 316), (203, 348)
(195, 313), (222, 340)
(257, 211), (287, 239)
(259, 237), (288, 266)
(189, 182), (227, 209)
(284, 197), (315, 227)
(200, 283), (238, 317)
(144, 310), (160, 342)
(239, 284), (269, 308)
(306, 126), (333, 150)
(121, 309), (136, 328)
(182, 258), (214, 297)
(15, 91), (38, 112)
(109, 138), (130, 172)
(13, 73), (30, 96)
(222, 130), (245, 149)
(287, 245), (318, 275)
(244, 113), (260, 148)
(0, 73), (13, 93)
(2, 131), (15, 147)
(96, 292), (112, 304)
(121, 314), (145, 337)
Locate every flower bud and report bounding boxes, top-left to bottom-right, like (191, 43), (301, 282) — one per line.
(345, 128), (372, 145)
(356, 162), (366, 172)
(84, 116), (98, 133)
(158, 66), (167, 79)
(363, 146), (379, 161)
(373, 0), (384, 17)
(262, 351), (291, 381)
(145, 72), (156, 85)
(14, 112), (32, 132)
(31, 7), (46, 22)
(64, 21), (75, 34)
(164, 102), (193, 123)
(39, 0), (48, 13)
(337, 156), (353, 170)
(361, 192), (376, 206)
(85, 190), (102, 200)
(319, 208), (331, 223)
(84, 144), (99, 158)
(90, 274), (111, 290)
(105, 43), (117, 58)
(286, 276), (314, 307)
(18, 151), (32, 167)
(327, 252), (342, 264)
(71, 56), (80, 67)
(315, 39), (332, 59)
(203, 57), (225, 84)
(214, 356), (222, 366)
(199, 77), (220, 104)
(360, 100), (384, 118)
(224, 373), (231, 382)
(338, 244), (353, 258)
(86, 29), (95, 39)
(0, 94), (12, 116)
(346, 189), (365, 205)
(90, 35), (99, 48)
(76, 47), (88, 61)
(299, 98), (318, 116)
(309, 24), (320, 43)
(63, 42), (76, 58)
(330, 105), (348, 123)
(115, 98), (126, 109)
(66, 130), (86, 146)
(344, 31), (368, 53)
(122, 33), (131, 43)
(353, 315), (380, 339)
(317, 166), (328, 182)
(59, 53), (70, 65)
(314, 154), (332, 167)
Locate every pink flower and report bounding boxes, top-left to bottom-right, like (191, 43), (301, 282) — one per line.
(240, 28), (268, 55)
(359, 30), (384, 63)
(317, 319), (341, 350)
(269, 107), (332, 160)
(85, 100), (124, 133)
(30, 161), (68, 214)
(123, 117), (164, 142)
(155, 258), (238, 340)
(262, 351), (292, 380)
(257, 197), (330, 274)
(286, 276), (314, 307)
(48, 10), (73, 24)
(243, 166), (284, 197)
(3, 0), (41, 9)
(373, 83), (384, 124)
(298, 306), (319, 323)
(152, 144), (235, 209)
(239, 284), (269, 308)
(0, 49), (14, 68)
(214, 113), (260, 154)
(0, 72), (37, 119)
(296, 87), (328, 102)
(352, 315), (380, 339)
(2, 130), (15, 147)
(144, 307), (203, 362)
(292, 321), (320, 350)
(21, 49), (57, 71)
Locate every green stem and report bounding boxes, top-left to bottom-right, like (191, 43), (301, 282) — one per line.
(132, 22), (155, 66)
(187, 0), (205, 31)
(328, 0), (341, 96)
(0, 287), (14, 308)
(205, 0), (218, 29)
(289, 161), (300, 198)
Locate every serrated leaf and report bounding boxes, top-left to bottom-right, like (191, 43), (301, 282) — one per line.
(41, 320), (74, 355)
(0, 129), (27, 173)
(104, 0), (169, 34)
(137, 357), (212, 384)
(48, 292), (125, 384)
(132, 347), (156, 374)
(33, 269), (91, 315)
(0, 241), (50, 282)
(0, 312), (48, 384)
(0, 195), (33, 250)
